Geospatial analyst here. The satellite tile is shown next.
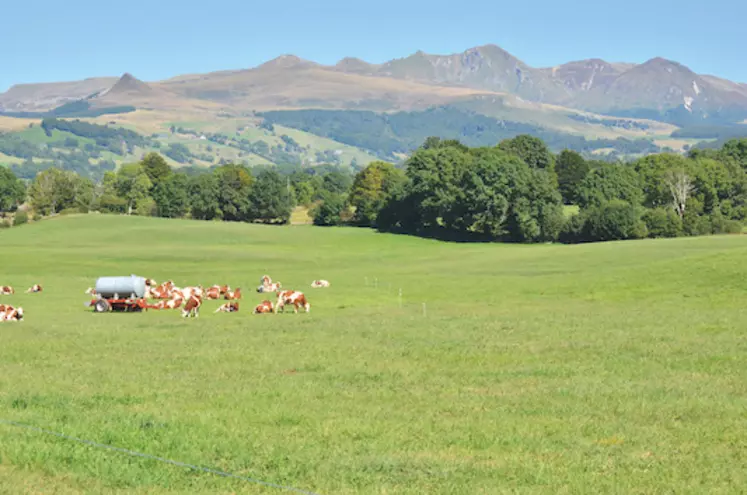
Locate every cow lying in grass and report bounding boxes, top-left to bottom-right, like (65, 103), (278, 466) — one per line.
(224, 288), (242, 300)
(206, 285), (230, 300)
(0, 305), (23, 321)
(149, 296), (183, 310)
(26, 284), (43, 293)
(275, 290), (310, 314)
(311, 280), (330, 288)
(253, 300), (274, 314)
(257, 275), (281, 293)
(215, 302), (239, 313)
(1, 286), (15, 295)
(149, 280), (175, 299)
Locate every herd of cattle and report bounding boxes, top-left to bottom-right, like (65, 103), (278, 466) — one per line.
(0, 277), (330, 322)
(138, 275), (325, 317)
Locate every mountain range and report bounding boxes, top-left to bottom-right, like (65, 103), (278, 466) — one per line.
(3, 44), (747, 126)
(2, 45), (747, 177)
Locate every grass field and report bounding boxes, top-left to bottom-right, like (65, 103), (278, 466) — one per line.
(1, 215), (746, 494)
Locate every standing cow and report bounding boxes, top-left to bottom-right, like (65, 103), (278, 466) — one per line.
(181, 295), (202, 318)
(275, 290), (310, 314)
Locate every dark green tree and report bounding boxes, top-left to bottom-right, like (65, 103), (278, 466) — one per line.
(643, 208), (683, 238)
(188, 173), (221, 220)
(140, 152), (172, 187)
(152, 173), (189, 218)
(576, 163), (643, 209)
(405, 145), (473, 229)
(248, 169), (292, 224)
(497, 135), (555, 171)
(578, 201), (648, 242)
(632, 153), (692, 209)
(321, 170), (353, 195)
(312, 191), (346, 226)
(720, 138), (747, 168)
(0, 167), (26, 213)
(348, 161), (406, 226)
(214, 164), (253, 222)
(556, 150), (589, 204)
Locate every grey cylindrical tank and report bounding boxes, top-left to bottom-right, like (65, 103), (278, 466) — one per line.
(94, 275), (146, 299)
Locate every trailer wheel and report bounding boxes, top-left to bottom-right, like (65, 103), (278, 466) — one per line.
(94, 299), (111, 313)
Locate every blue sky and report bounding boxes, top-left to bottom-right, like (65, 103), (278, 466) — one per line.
(3, 0), (746, 92)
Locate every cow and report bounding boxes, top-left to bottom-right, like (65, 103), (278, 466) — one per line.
(275, 290), (310, 314)
(145, 278), (157, 287)
(257, 282), (281, 293)
(253, 300), (274, 314)
(148, 280), (175, 299)
(85, 287), (97, 296)
(224, 288), (242, 300)
(257, 275), (282, 293)
(149, 280), (176, 299)
(181, 295), (202, 318)
(1, 286), (15, 295)
(181, 286), (204, 301)
(1, 306), (23, 321)
(149, 297), (183, 310)
(311, 280), (330, 288)
(215, 302), (240, 313)
(206, 285), (229, 300)
(26, 284), (43, 293)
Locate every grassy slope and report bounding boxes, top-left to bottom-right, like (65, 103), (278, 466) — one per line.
(3, 114), (377, 170)
(1, 216), (746, 494)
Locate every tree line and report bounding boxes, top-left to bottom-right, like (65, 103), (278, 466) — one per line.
(2, 136), (747, 245)
(0, 153), (352, 226)
(329, 135), (747, 243)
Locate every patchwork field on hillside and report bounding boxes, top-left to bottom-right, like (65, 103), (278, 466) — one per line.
(1, 215), (746, 494)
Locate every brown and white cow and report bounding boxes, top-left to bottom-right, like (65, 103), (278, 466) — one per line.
(257, 275), (282, 293)
(206, 285), (229, 300)
(1, 286), (15, 295)
(149, 296), (183, 310)
(26, 284), (43, 293)
(149, 281), (176, 299)
(1, 306), (23, 321)
(180, 286), (204, 301)
(224, 288), (242, 300)
(145, 278), (157, 287)
(181, 295), (202, 318)
(253, 300), (274, 314)
(215, 302), (240, 313)
(310, 280), (330, 288)
(85, 287), (97, 296)
(150, 287), (173, 300)
(275, 290), (310, 314)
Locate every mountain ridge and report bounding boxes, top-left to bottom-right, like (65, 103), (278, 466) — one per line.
(2, 45), (747, 126)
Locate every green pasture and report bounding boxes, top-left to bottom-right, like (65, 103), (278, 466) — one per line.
(0, 215), (746, 494)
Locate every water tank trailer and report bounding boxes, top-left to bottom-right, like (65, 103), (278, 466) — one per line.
(88, 275), (148, 313)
